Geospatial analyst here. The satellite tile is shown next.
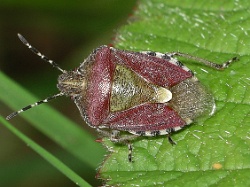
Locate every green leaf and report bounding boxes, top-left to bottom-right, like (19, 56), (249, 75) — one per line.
(99, 0), (250, 186)
(0, 117), (91, 187)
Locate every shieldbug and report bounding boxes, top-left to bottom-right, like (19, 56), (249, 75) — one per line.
(7, 34), (238, 162)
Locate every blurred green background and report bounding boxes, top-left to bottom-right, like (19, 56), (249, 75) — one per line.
(0, 1), (136, 186)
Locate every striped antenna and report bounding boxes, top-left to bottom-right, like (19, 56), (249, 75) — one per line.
(6, 34), (67, 120)
(17, 33), (66, 73)
(6, 92), (64, 120)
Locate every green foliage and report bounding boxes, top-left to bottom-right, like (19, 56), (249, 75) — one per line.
(99, 0), (250, 186)
(0, 117), (91, 187)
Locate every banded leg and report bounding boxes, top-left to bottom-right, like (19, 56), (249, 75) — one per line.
(128, 142), (133, 162)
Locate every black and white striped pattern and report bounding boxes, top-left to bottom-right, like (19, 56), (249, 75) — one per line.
(17, 34), (66, 73)
(6, 92), (64, 120)
(142, 51), (192, 73)
(6, 34), (68, 120)
(129, 125), (184, 137)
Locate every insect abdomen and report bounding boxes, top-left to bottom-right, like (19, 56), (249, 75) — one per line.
(169, 77), (215, 123)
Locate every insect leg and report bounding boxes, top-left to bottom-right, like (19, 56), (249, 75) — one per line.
(128, 142), (133, 162)
(96, 129), (138, 162)
(167, 134), (176, 145)
(167, 52), (239, 70)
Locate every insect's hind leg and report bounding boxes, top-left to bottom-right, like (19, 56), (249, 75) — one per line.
(167, 52), (239, 70)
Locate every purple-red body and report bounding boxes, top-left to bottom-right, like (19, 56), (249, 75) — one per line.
(58, 46), (215, 136)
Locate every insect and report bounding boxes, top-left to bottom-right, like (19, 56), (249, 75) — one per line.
(7, 34), (238, 162)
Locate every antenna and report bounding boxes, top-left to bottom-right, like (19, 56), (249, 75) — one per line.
(6, 92), (64, 120)
(17, 33), (67, 73)
(6, 34), (68, 120)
